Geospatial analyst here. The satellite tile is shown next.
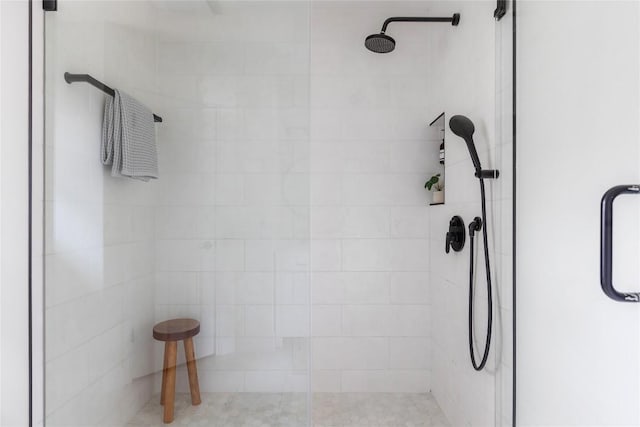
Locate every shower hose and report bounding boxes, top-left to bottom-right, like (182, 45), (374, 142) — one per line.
(468, 178), (493, 371)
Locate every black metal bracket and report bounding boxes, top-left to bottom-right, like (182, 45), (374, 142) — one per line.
(446, 216), (466, 254)
(494, 0), (506, 21)
(43, 0), (57, 11)
(600, 185), (640, 302)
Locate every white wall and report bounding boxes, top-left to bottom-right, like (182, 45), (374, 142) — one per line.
(151, 0), (438, 396)
(309, 1), (437, 393)
(517, 1), (640, 425)
(151, 0), (449, 396)
(44, 2), (159, 425)
(152, 1), (312, 394)
(0, 0), (31, 425)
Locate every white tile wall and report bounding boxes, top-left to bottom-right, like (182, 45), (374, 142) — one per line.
(153, 1), (312, 396)
(307, 1), (438, 394)
(150, 0), (438, 396)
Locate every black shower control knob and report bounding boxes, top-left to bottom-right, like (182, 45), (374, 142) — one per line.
(446, 216), (466, 253)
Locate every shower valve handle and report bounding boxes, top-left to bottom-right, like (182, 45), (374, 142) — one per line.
(446, 216), (466, 254)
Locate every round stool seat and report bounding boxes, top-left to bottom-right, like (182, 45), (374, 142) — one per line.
(153, 318), (200, 342)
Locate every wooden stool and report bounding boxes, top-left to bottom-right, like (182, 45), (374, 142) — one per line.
(153, 318), (201, 424)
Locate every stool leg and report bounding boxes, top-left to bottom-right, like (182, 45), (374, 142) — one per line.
(183, 337), (201, 405)
(160, 342), (170, 405)
(163, 341), (177, 423)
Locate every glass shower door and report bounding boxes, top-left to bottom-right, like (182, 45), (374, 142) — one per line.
(517, 1), (640, 425)
(44, 1), (311, 425)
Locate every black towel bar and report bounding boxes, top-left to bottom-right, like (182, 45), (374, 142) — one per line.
(64, 72), (163, 123)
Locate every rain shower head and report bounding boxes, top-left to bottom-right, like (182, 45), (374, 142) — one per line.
(449, 115), (482, 173)
(365, 33), (396, 54)
(364, 14), (460, 54)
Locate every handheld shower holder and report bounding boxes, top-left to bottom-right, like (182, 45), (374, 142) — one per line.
(469, 217), (483, 237)
(475, 169), (500, 179)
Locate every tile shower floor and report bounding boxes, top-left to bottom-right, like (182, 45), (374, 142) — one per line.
(127, 392), (450, 427)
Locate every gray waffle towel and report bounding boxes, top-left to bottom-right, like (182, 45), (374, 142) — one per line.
(102, 89), (158, 181)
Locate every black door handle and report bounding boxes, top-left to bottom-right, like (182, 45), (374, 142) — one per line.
(600, 185), (640, 302)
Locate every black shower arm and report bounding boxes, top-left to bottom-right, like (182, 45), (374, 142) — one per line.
(380, 14), (460, 33)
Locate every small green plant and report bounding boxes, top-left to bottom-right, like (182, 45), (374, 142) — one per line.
(424, 173), (443, 191)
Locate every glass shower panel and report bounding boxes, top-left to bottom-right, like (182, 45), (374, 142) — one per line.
(44, 1), (311, 425)
(44, 3), (161, 425)
(427, 2), (514, 426)
(494, 3), (514, 426)
(43, 0), (514, 425)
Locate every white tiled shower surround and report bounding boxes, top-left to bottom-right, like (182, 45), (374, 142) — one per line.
(153, 1), (313, 395)
(309, 2), (440, 394)
(44, 1), (510, 426)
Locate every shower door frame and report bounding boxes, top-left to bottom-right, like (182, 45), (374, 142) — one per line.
(0, 0), (37, 425)
(511, 1), (517, 426)
(30, 0), (46, 426)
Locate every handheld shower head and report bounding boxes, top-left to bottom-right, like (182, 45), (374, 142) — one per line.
(449, 115), (482, 173)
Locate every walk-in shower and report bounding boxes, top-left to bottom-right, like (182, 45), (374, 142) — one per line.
(39, 1), (513, 426)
